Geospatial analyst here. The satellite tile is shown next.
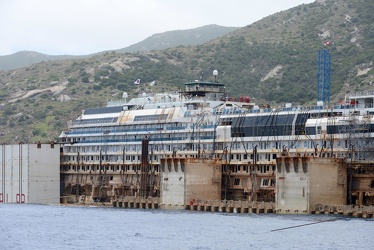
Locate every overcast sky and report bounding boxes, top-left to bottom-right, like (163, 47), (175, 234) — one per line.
(0, 0), (314, 56)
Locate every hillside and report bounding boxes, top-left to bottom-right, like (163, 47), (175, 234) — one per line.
(0, 25), (238, 71)
(116, 24), (239, 53)
(0, 0), (373, 143)
(0, 51), (86, 71)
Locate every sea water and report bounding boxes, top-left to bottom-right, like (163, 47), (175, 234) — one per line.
(0, 204), (372, 250)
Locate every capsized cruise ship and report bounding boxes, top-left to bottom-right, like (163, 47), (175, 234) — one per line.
(59, 71), (374, 213)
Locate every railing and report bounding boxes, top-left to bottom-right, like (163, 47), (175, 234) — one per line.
(333, 104), (373, 109)
(65, 124), (215, 136)
(349, 90), (374, 97)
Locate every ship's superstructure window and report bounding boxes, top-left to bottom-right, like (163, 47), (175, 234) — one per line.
(327, 124), (374, 134)
(231, 165), (239, 172)
(84, 106), (123, 115)
(72, 117), (118, 125)
(306, 127), (316, 135)
(265, 154), (270, 161)
(234, 178), (240, 186)
(317, 126), (322, 134)
(261, 179), (269, 187)
(231, 113), (309, 137)
(220, 118), (232, 126)
(134, 114), (168, 122)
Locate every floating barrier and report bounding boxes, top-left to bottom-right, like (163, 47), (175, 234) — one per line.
(112, 196), (160, 209)
(185, 200), (275, 214)
(311, 204), (374, 218)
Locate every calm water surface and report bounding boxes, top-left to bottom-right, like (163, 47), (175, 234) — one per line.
(0, 204), (372, 250)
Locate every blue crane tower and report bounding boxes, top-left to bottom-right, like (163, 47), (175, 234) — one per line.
(317, 43), (332, 106)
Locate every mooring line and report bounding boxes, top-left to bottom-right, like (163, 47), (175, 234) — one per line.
(271, 218), (340, 232)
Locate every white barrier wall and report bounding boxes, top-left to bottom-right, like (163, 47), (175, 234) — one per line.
(0, 143), (60, 204)
(160, 158), (221, 209)
(276, 158), (309, 213)
(160, 158), (186, 208)
(276, 157), (347, 214)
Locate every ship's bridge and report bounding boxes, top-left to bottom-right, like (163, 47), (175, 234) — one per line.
(180, 81), (225, 101)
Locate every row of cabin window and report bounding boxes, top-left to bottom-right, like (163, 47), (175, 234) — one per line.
(66, 131), (215, 144)
(222, 165), (276, 173)
(69, 122), (216, 134)
(223, 154), (277, 161)
(61, 165), (160, 172)
(225, 139), (364, 150)
(64, 143), (214, 153)
(232, 178), (275, 187)
(63, 137), (360, 156)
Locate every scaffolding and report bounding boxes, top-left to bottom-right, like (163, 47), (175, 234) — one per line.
(341, 113), (373, 162)
(317, 50), (332, 106)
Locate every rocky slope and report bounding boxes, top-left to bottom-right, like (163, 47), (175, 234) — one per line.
(0, 0), (372, 143)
